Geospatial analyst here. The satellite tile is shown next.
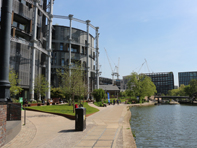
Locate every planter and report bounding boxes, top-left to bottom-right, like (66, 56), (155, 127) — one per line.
(37, 103), (41, 106)
(29, 103), (38, 107)
(52, 98), (60, 104)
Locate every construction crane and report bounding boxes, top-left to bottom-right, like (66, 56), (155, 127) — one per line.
(104, 48), (115, 84)
(104, 48), (120, 84)
(138, 59), (151, 74)
(113, 57), (120, 80)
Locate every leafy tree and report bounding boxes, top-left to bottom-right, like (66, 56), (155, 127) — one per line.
(34, 75), (49, 101)
(51, 87), (64, 98)
(126, 72), (157, 103)
(57, 65), (85, 113)
(178, 84), (186, 96)
(168, 88), (180, 96)
(92, 88), (105, 102)
(184, 85), (192, 97)
(9, 68), (23, 98)
(188, 79), (197, 96)
(168, 84), (194, 97)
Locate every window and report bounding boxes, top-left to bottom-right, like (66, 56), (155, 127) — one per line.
(68, 48), (78, 53)
(93, 52), (95, 59)
(85, 48), (87, 55)
(61, 59), (65, 66)
(82, 47), (84, 54)
(60, 44), (63, 51)
(52, 43), (55, 50)
(20, 0), (26, 5)
(19, 24), (25, 31)
(54, 53), (56, 65)
(13, 21), (18, 28)
(83, 62), (86, 68)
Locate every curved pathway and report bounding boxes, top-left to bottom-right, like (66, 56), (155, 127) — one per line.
(3, 103), (137, 148)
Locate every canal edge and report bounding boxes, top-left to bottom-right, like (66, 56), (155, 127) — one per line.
(124, 102), (155, 147)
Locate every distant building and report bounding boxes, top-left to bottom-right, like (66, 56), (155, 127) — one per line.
(99, 77), (112, 85)
(99, 85), (120, 97)
(122, 75), (130, 90)
(51, 25), (97, 93)
(144, 72), (174, 95)
(178, 71), (197, 86)
(115, 79), (123, 90)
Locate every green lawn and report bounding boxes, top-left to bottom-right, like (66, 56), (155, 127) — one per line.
(26, 102), (99, 116)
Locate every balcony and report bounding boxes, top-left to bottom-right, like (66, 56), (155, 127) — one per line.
(71, 53), (80, 60)
(12, 0), (33, 20)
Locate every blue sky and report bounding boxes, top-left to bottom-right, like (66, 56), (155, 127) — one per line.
(53, 0), (197, 86)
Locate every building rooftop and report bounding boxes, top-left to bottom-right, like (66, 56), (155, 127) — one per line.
(99, 85), (120, 91)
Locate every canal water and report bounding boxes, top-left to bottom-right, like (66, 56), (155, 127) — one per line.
(130, 105), (197, 148)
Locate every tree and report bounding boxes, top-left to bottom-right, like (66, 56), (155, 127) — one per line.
(184, 85), (192, 97)
(9, 68), (23, 98)
(188, 79), (197, 96)
(178, 84), (186, 96)
(57, 65), (85, 113)
(126, 72), (157, 103)
(51, 87), (64, 98)
(34, 75), (49, 101)
(168, 89), (180, 96)
(92, 88), (105, 102)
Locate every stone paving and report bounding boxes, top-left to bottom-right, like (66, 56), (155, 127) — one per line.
(2, 103), (137, 148)
(2, 116), (37, 148)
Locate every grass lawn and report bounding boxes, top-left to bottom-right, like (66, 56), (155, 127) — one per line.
(25, 102), (99, 116)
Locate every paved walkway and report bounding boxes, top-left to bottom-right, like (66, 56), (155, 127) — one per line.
(2, 103), (137, 148)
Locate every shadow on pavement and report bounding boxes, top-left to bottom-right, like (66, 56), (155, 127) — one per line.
(58, 129), (79, 133)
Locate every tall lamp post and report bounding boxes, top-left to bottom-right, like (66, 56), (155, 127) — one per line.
(0, 0), (13, 102)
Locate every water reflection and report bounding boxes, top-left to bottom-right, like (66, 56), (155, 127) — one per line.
(130, 105), (197, 148)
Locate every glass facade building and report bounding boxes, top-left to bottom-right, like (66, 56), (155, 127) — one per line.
(178, 71), (197, 86)
(144, 72), (174, 95)
(99, 77), (112, 85)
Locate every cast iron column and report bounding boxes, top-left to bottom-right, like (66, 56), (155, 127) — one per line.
(46, 0), (54, 100)
(30, 0), (38, 101)
(0, 0), (13, 102)
(69, 14), (73, 77)
(95, 27), (99, 89)
(86, 20), (90, 100)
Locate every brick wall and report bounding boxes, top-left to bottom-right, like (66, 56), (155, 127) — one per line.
(0, 104), (7, 147)
(7, 103), (21, 121)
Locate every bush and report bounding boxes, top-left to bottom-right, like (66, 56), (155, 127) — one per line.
(94, 101), (104, 107)
(128, 98), (138, 104)
(92, 89), (105, 102)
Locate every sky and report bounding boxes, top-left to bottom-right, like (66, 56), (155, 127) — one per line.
(53, 0), (197, 86)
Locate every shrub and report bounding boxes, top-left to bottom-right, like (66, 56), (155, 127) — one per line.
(128, 98), (138, 103)
(94, 101), (103, 107)
(92, 89), (105, 102)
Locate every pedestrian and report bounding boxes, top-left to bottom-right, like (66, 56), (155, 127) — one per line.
(113, 99), (115, 105)
(42, 98), (45, 104)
